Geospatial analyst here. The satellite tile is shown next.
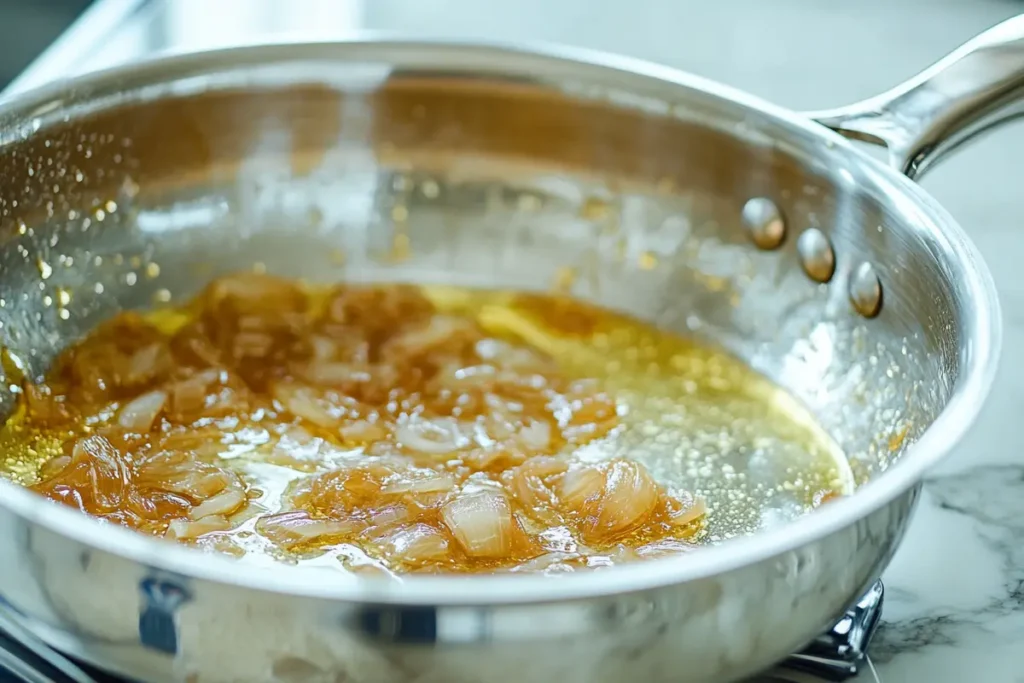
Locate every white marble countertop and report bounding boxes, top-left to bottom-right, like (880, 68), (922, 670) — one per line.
(8, 0), (1024, 681)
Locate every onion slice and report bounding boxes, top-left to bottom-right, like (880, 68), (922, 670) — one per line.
(166, 515), (232, 540)
(559, 459), (661, 542)
(396, 417), (467, 455)
(441, 489), (515, 559)
(376, 523), (450, 566)
(189, 487), (247, 520)
(117, 390), (167, 432)
(255, 510), (364, 549)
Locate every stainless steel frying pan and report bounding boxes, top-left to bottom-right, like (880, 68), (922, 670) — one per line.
(0, 12), (1016, 683)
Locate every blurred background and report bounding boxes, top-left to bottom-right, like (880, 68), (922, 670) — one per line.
(0, 0), (89, 87)
(4, 0), (1023, 107)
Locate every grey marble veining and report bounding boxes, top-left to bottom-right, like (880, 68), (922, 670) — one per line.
(6, 1), (1024, 682)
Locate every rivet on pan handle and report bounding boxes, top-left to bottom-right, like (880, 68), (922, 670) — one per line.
(807, 14), (1024, 180)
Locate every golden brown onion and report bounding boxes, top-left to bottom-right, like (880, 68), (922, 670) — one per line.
(441, 489), (515, 559)
(560, 459), (661, 542)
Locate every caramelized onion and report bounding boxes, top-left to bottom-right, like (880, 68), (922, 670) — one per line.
(136, 453), (240, 501)
(441, 489), (515, 559)
(38, 455), (71, 480)
(6, 275), (723, 574)
(560, 459), (660, 542)
(505, 456), (567, 527)
(36, 435), (135, 512)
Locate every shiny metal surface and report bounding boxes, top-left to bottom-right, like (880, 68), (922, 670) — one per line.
(812, 14), (1024, 179)
(0, 21), (1007, 683)
(795, 229), (836, 285)
(0, 582), (885, 682)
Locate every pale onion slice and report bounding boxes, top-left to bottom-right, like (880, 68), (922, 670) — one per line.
(440, 489), (515, 559)
(302, 361), (366, 386)
(666, 494), (707, 529)
(206, 272), (306, 314)
(516, 420), (552, 451)
(520, 456), (570, 479)
(368, 504), (410, 531)
(377, 523), (450, 566)
(125, 343), (167, 386)
(395, 417), (467, 455)
(189, 487), (247, 520)
(117, 390), (167, 432)
(475, 338), (549, 371)
(38, 455), (71, 480)
(166, 515), (232, 540)
(170, 369), (219, 418)
(338, 419), (389, 444)
(433, 362), (496, 392)
(384, 315), (477, 358)
(272, 383), (339, 430)
(255, 510), (364, 549)
(310, 335), (339, 361)
(381, 470), (457, 496)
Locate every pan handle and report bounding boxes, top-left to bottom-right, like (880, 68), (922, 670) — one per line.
(808, 14), (1024, 180)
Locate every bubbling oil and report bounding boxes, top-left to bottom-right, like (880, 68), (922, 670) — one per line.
(0, 276), (851, 575)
